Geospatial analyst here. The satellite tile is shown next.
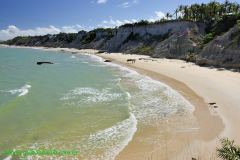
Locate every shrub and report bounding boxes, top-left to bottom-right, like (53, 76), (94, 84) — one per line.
(134, 20), (149, 26)
(81, 31), (96, 44)
(203, 33), (214, 44)
(217, 138), (240, 160)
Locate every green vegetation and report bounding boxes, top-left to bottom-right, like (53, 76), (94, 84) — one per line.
(119, 1), (240, 46)
(132, 46), (153, 55)
(4, 36), (32, 45)
(217, 138), (240, 160)
(81, 28), (115, 44)
(119, 1), (240, 27)
(120, 20), (149, 28)
(56, 33), (77, 43)
(81, 31), (96, 44)
(203, 33), (214, 44)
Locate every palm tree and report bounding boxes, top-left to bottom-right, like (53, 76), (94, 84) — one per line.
(178, 5), (184, 19)
(166, 13), (172, 20)
(183, 6), (189, 20)
(232, 2), (240, 14)
(224, 0), (231, 14)
(174, 9), (179, 20)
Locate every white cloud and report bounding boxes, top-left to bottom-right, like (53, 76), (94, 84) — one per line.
(148, 11), (166, 22)
(120, 2), (130, 8)
(97, 0), (107, 4)
(132, 0), (138, 4)
(100, 18), (137, 28)
(0, 25), (84, 41)
(0, 10), (167, 41)
(119, 0), (138, 8)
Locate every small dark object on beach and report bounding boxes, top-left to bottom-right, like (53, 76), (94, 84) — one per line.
(104, 60), (112, 62)
(37, 62), (54, 65)
(214, 105), (218, 108)
(192, 158), (197, 160)
(98, 50), (107, 53)
(127, 59), (136, 63)
(209, 102), (216, 105)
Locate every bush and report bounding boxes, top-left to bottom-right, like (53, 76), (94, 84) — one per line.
(217, 138), (240, 160)
(81, 31), (96, 44)
(203, 33), (214, 44)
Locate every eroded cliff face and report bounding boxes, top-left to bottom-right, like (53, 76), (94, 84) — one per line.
(199, 25), (240, 68)
(102, 21), (204, 54)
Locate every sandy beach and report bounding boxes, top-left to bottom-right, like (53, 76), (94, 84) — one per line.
(2, 45), (240, 159)
(97, 52), (240, 159)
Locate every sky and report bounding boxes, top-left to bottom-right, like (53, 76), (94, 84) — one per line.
(0, 0), (239, 40)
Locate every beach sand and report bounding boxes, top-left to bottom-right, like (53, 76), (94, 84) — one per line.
(98, 53), (240, 159)
(2, 45), (240, 159)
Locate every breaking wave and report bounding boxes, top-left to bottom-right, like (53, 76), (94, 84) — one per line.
(0, 84), (31, 97)
(60, 87), (124, 105)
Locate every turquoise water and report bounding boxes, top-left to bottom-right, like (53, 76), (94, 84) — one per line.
(0, 47), (193, 160)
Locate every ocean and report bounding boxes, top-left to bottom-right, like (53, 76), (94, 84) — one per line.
(0, 47), (195, 160)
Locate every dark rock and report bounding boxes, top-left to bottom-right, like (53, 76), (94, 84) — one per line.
(127, 59), (136, 63)
(37, 62), (54, 65)
(209, 102), (216, 105)
(104, 60), (112, 62)
(98, 50), (107, 53)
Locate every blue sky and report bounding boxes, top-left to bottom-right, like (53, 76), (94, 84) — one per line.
(0, 0), (239, 40)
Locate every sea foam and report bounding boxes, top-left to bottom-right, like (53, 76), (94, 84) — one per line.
(2, 84), (31, 97)
(92, 56), (194, 124)
(60, 87), (123, 105)
(83, 113), (137, 160)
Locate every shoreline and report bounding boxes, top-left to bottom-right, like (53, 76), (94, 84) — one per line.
(98, 52), (240, 156)
(2, 45), (240, 159)
(98, 53), (225, 159)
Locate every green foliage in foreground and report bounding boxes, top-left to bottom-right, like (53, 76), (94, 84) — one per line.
(217, 138), (240, 160)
